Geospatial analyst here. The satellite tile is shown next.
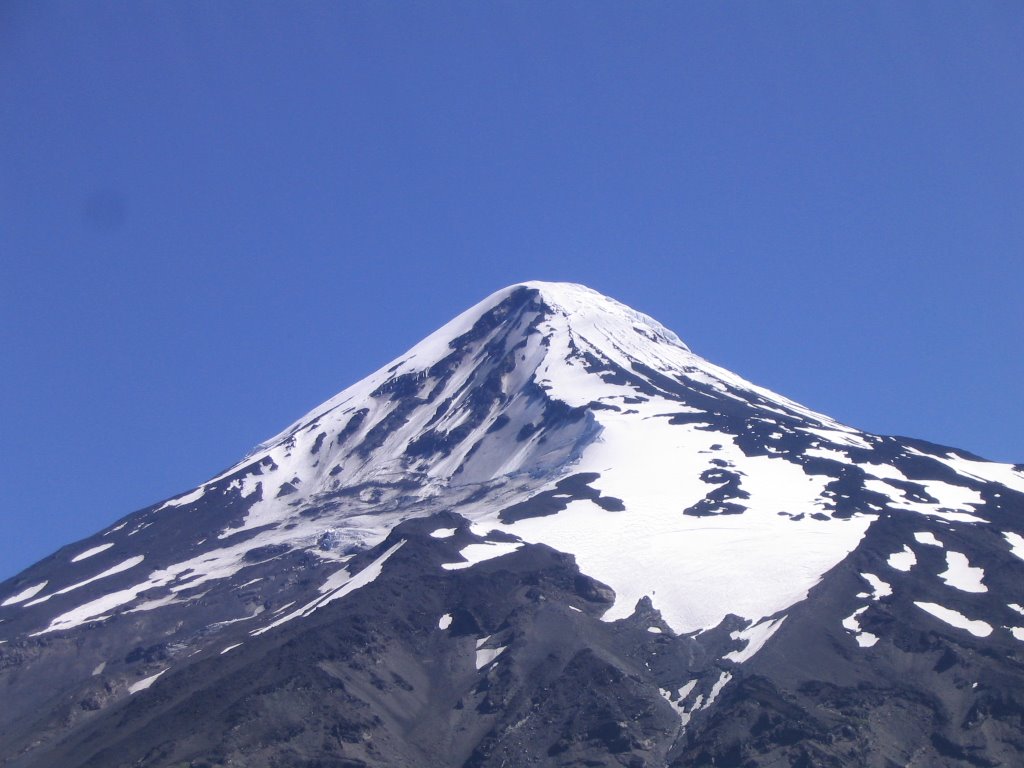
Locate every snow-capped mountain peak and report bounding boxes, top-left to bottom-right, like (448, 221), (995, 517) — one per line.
(2, 282), (1023, 768)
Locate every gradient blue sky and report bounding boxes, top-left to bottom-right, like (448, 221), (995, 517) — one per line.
(2, 2), (1022, 579)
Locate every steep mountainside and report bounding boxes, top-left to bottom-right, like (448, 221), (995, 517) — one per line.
(2, 282), (1023, 767)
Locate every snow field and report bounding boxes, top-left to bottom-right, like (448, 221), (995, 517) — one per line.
(478, 392), (872, 636)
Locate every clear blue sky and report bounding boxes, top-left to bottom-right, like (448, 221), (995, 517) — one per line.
(2, 2), (1022, 579)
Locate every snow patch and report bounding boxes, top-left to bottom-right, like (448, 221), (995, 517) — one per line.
(475, 645), (507, 669)
(659, 682), (699, 726)
(429, 527), (458, 539)
(887, 546), (916, 572)
(157, 486), (206, 511)
(922, 451), (1024, 495)
(842, 606), (878, 648)
(125, 594), (184, 613)
(803, 446), (851, 463)
(842, 607), (866, 632)
(207, 606), (265, 630)
(253, 540), (405, 635)
(441, 540), (522, 571)
(71, 543), (115, 562)
(32, 591), (133, 634)
(860, 573), (892, 600)
(26, 556), (145, 607)
(914, 601), (992, 638)
(800, 427), (872, 450)
(438, 613), (452, 630)
(723, 616), (786, 663)
(128, 668), (168, 694)
(1005, 532), (1024, 562)
(474, 634), (507, 669)
(863, 465), (987, 524)
(704, 671), (733, 708)
(913, 531), (943, 548)
(1, 581), (48, 606)
(939, 552), (987, 593)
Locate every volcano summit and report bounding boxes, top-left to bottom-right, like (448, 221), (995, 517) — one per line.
(2, 282), (1023, 767)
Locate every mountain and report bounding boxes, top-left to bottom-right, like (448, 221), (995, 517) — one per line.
(1, 281), (1023, 768)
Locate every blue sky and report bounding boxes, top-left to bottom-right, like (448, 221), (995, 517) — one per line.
(1, 2), (1022, 579)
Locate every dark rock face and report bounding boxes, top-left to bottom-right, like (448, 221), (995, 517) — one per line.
(499, 473), (625, 524)
(18, 518), (1022, 768)
(1, 282), (1023, 767)
(9, 521), (734, 768)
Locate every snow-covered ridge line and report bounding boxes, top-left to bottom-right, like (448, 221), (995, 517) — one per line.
(245, 283), (537, 456)
(208, 281), (853, 488)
